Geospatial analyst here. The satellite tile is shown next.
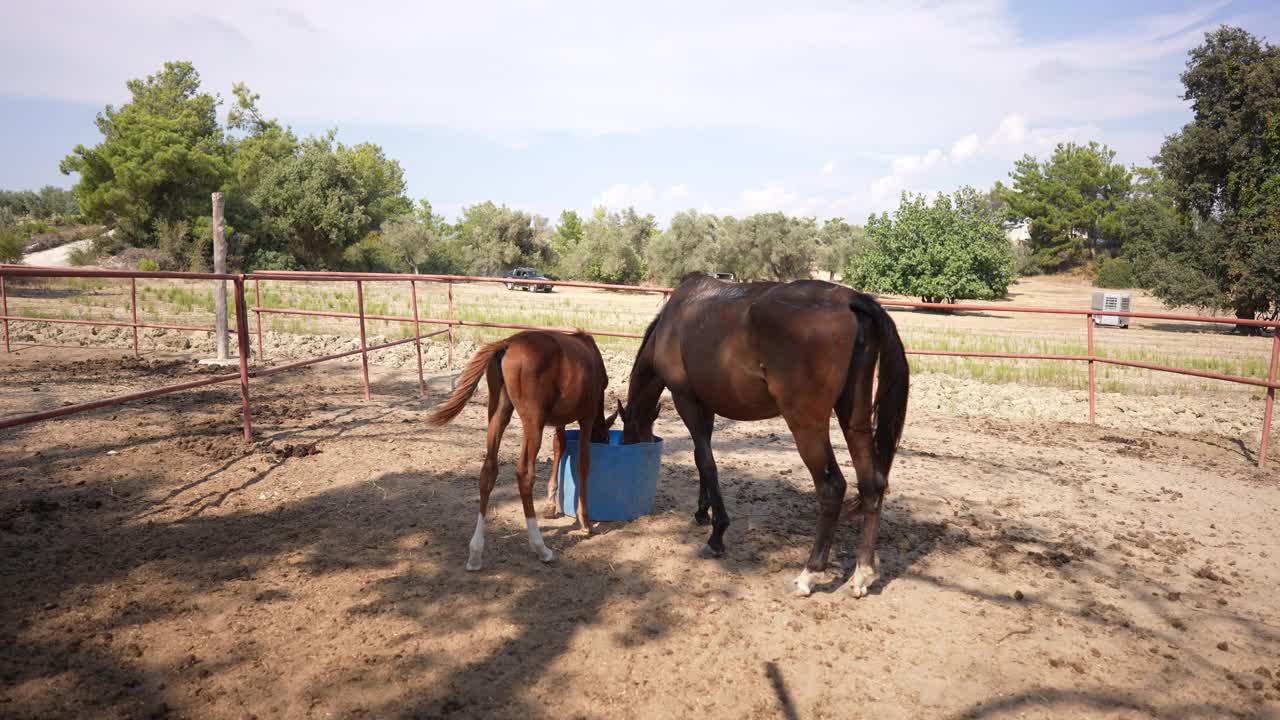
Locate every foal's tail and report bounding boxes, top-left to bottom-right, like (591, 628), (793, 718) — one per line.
(427, 339), (509, 426)
(849, 294), (910, 476)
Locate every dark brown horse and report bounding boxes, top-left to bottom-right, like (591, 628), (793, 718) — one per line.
(429, 330), (616, 571)
(620, 274), (909, 596)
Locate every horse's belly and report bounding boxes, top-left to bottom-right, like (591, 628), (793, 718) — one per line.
(680, 364), (779, 421)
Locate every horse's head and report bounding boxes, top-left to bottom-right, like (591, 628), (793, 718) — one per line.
(619, 398), (659, 444)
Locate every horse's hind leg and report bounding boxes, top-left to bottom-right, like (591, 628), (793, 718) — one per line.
(542, 425), (567, 519)
(671, 392), (728, 556)
(469, 384), (513, 571)
(835, 360), (884, 598)
(517, 418), (555, 563)
(786, 422), (845, 597)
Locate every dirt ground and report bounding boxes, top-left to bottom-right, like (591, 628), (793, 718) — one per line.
(2, 342), (1279, 720)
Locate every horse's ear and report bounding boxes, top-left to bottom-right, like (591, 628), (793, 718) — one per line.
(604, 404), (619, 430)
(616, 399), (626, 420)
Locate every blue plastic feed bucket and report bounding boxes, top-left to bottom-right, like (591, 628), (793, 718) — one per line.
(556, 429), (663, 521)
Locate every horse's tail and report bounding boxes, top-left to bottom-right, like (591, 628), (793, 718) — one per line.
(427, 339), (510, 426)
(849, 293), (910, 476)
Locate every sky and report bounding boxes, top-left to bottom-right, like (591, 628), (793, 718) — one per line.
(1, 0), (1277, 225)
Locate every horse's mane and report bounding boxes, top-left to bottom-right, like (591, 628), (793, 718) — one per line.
(629, 309), (664, 385)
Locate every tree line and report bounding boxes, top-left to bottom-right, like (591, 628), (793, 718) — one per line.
(12, 26), (1279, 321)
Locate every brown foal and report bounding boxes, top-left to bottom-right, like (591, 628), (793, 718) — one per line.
(429, 330), (616, 571)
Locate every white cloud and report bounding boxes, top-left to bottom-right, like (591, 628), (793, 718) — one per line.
(950, 134), (980, 162)
(991, 115), (1030, 147)
(821, 160), (836, 176)
(594, 182), (702, 218)
(0, 0), (1218, 141)
(891, 148), (944, 175)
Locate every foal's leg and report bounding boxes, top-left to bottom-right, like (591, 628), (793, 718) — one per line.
(785, 421), (845, 597)
(469, 386), (514, 571)
(542, 425), (567, 519)
(836, 362), (885, 598)
(517, 420), (555, 563)
(671, 392), (729, 556)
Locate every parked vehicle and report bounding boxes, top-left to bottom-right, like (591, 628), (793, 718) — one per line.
(711, 272), (736, 282)
(504, 267), (554, 292)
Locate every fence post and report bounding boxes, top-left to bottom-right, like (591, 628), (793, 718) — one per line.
(233, 276), (253, 443)
(1, 274), (9, 353)
(1087, 313), (1095, 425)
(1260, 333), (1279, 468)
(253, 278), (265, 361)
(447, 280), (454, 369)
(130, 278), (139, 355)
(410, 280), (425, 398)
(356, 280), (371, 401)
(212, 192), (228, 360)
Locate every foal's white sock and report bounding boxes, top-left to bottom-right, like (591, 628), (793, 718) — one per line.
(526, 517), (555, 563)
(466, 513), (485, 571)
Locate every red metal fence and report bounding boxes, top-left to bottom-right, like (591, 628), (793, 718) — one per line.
(2, 265), (1277, 467)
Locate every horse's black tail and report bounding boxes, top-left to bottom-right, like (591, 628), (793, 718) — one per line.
(849, 293), (910, 476)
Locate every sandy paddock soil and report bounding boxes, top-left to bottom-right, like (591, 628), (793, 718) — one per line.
(2, 340), (1279, 720)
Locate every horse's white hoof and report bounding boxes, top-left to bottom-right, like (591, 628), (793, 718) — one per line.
(465, 557), (483, 572)
(539, 549), (557, 564)
(850, 563), (878, 598)
(792, 569), (816, 597)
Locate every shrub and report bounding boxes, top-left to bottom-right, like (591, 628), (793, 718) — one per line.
(68, 244), (99, 266)
(0, 224), (23, 263)
(137, 258), (160, 272)
(246, 249), (302, 272)
(1094, 256), (1136, 288)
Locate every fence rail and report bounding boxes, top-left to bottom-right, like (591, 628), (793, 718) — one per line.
(1, 265), (1276, 467)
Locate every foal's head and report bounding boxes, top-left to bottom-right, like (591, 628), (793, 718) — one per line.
(574, 331), (617, 443)
(592, 399), (619, 443)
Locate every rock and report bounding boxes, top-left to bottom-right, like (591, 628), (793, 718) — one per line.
(1217, 641), (1229, 651)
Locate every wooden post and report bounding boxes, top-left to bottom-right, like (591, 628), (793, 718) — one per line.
(447, 280), (454, 369)
(212, 192), (228, 360)
(1087, 313), (1095, 425)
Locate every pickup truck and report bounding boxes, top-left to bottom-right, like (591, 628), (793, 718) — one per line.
(504, 267), (554, 292)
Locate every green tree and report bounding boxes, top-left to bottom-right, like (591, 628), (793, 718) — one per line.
(1000, 141), (1133, 270)
(337, 142), (412, 228)
(849, 187), (1015, 303)
(552, 210), (585, 263)
(251, 133), (370, 268)
(225, 83), (299, 199)
(1156, 26), (1280, 322)
(645, 210), (720, 285)
(716, 212), (818, 281)
(381, 212), (436, 274)
(60, 61), (227, 244)
(816, 217), (864, 281)
(453, 201), (552, 276)
(562, 206), (655, 284)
